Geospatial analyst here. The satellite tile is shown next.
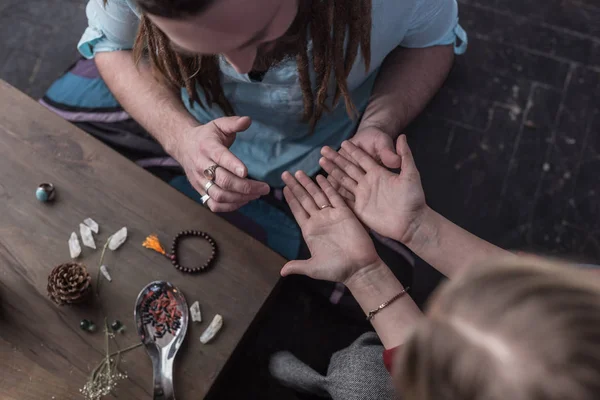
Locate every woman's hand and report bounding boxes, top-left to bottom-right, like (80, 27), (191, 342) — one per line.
(173, 116), (270, 212)
(319, 135), (426, 244)
(281, 171), (381, 284)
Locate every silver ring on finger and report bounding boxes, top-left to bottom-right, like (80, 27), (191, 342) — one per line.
(204, 180), (216, 193)
(320, 204), (332, 210)
(201, 194), (211, 206)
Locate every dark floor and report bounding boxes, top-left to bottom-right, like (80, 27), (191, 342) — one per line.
(0, 0), (87, 99)
(1, 0), (599, 398)
(409, 0), (600, 262)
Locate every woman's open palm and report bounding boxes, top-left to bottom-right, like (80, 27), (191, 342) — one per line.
(319, 135), (426, 244)
(280, 171), (380, 284)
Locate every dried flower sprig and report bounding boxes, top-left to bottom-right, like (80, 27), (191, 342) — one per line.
(80, 235), (140, 400)
(80, 320), (142, 400)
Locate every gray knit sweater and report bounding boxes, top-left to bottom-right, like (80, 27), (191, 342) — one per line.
(269, 332), (397, 400)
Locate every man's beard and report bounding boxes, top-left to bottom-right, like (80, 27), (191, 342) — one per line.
(251, 0), (310, 72)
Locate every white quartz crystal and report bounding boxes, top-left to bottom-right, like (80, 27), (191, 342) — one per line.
(190, 301), (202, 323)
(100, 265), (112, 282)
(200, 314), (223, 344)
(80, 223), (96, 249)
(68, 232), (81, 259)
(83, 218), (99, 233)
(108, 227), (127, 251)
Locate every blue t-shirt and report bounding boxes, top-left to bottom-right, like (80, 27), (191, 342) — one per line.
(78, 0), (467, 186)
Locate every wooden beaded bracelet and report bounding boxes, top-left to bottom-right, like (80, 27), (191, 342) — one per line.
(143, 231), (218, 273)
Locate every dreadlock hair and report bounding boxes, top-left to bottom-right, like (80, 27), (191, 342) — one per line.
(130, 0), (372, 130)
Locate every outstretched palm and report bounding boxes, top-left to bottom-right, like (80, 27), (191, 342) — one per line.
(281, 172), (380, 284)
(320, 135), (426, 244)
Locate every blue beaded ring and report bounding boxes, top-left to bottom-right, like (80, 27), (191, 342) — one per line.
(36, 183), (56, 202)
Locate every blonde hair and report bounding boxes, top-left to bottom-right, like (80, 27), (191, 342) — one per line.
(396, 257), (600, 400)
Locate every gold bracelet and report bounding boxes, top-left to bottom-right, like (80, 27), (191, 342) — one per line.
(366, 287), (411, 321)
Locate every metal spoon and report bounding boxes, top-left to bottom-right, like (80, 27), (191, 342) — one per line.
(134, 281), (189, 400)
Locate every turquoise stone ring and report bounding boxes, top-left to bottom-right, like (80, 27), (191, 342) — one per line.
(36, 183), (56, 202)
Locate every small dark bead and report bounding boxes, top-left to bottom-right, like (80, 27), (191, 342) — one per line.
(111, 320), (123, 332)
(80, 319), (90, 331)
(172, 260), (177, 265)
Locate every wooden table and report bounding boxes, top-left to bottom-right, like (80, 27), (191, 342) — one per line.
(0, 81), (286, 399)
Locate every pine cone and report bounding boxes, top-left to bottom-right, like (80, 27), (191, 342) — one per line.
(47, 262), (92, 306)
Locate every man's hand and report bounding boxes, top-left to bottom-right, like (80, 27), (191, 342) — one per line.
(174, 116), (270, 212)
(319, 135), (427, 244)
(280, 171), (381, 284)
(95, 53), (269, 213)
(350, 127), (402, 169)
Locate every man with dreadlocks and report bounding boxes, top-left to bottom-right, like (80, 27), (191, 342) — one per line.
(78, 0), (466, 213)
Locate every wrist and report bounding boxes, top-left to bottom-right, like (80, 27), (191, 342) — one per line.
(403, 205), (440, 256)
(344, 258), (394, 293)
(165, 119), (201, 159)
(356, 119), (395, 139)
(358, 103), (408, 138)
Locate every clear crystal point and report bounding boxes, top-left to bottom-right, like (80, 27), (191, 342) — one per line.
(83, 218), (99, 233)
(80, 223), (96, 249)
(190, 301), (202, 322)
(108, 227), (127, 251)
(100, 265), (112, 282)
(68, 232), (81, 259)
